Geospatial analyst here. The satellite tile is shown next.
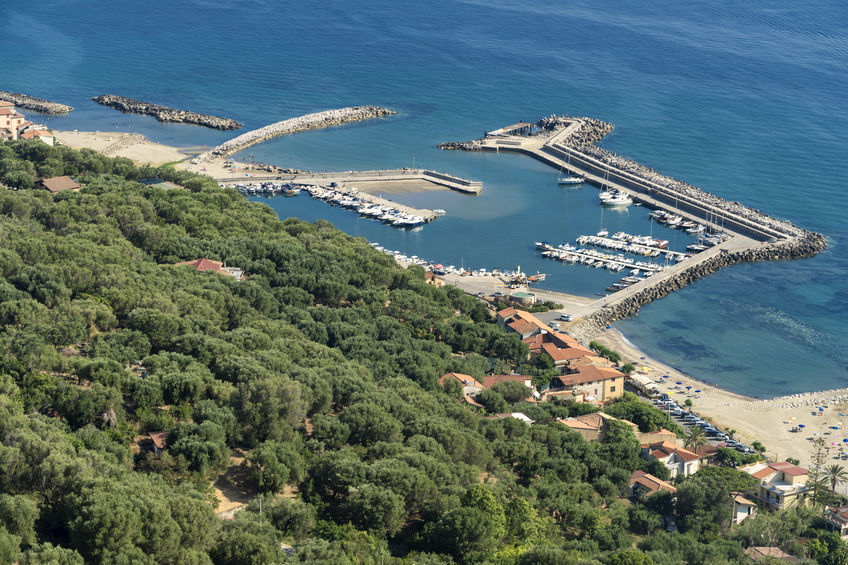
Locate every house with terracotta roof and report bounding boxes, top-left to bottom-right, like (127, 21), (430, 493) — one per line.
(548, 365), (625, 404)
(558, 411), (638, 442)
(439, 372), (483, 395)
(732, 492), (757, 525)
(629, 470), (678, 498)
(38, 176), (80, 194)
(739, 461), (810, 511)
(640, 441), (702, 478)
(497, 308), (552, 338)
(541, 341), (597, 369)
(480, 374), (537, 400)
(825, 505), (848, 536)
(20, 129), (54, 145)
(148, 430), (171, 455)
(0, 102), (26, 141)
(174, 258), (244, 280)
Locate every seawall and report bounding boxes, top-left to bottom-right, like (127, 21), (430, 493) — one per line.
(196, 106), (396, 162)
(0, 90), (73, 114)
(568, 231), (826, 343)
(92, 94), (241, 130)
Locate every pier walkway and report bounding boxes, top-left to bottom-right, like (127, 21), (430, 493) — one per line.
(213, 168), (483, 195)
(475, 120), (790, 241)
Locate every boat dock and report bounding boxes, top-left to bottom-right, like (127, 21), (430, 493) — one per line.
(577, 234), (690, 260)
(438, 116), (826, 336)
(213, 168), (483, 195)
(537, 243), (666, 274)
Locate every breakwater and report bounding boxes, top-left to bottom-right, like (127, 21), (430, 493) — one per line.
(568, 231), (826, 343)
(92, 94), (241, 129)
(196, 106), (396, 162)
(0, 90), (73, 114)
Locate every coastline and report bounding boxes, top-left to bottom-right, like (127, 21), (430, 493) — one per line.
(49, 127), (845, 466)
(593, 326), (848, 468)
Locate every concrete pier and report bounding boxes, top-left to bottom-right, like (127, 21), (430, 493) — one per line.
(212, 168), (482, 195)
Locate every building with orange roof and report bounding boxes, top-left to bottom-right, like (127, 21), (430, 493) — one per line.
(629, 470), (678, 498)
(480, 374), (537, 400)
(0, 104), (26, 141)
(439, 372), (483, 394)
(825, 505), (848, 537)
(174, 258), (244, 280)
(38, 176), (80, 194)
(549, 365), (625, 404)
(732, 492), (757, 524)
(739, 461), (810, 511)
(640, 440), (702, 478)
(542, 341), (596, 367)
(557, 411), (638, 442)
(20, 129), (54, 145)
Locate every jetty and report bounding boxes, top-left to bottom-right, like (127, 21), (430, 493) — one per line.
(196, 106), (396, 161)
(440, 115), (826, 339)
(0, 90), (73, 114)
(212, 168), (482, 195)
(92, 94), (241, 130)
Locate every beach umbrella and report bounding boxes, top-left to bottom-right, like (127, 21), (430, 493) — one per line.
(676, 381), (683, 385)
(799, 424), (805, 428)
(832, 426), (840, 430)
(686, 386), (692, 390)
(820, 407), (825, 411)
(843, 439), (848, 443)
(695, 390), (701, 393)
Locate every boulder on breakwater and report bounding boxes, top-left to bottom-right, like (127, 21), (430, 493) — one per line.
(0, 90), (73, 114)
(196, 106), (396, 162)
(436, 140), (482, 151)
(92, 94), (241, 130)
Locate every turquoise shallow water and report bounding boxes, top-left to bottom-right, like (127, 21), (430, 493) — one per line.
(2, 0), (846, 397)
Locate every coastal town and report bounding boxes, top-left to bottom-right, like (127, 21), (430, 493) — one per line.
(1, 80), (845, 563)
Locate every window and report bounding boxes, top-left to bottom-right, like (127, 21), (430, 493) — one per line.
(610, 386), (616, 392)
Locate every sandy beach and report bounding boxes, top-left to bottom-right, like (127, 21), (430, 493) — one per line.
(53, 130), (189, 166)
(593, 327), (848, 468)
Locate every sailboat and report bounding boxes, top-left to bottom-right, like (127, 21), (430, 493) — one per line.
(557, 153), (585, 185)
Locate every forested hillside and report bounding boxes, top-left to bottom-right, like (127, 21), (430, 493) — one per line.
(0, 140), (841, 564)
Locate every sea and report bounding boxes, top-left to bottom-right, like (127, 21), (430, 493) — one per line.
(3, 0), (846, 398)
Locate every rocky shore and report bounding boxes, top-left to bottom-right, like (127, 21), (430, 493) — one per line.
(196, 106), (396, 162)
(92, 94), (241, 130)
(0, 90), (73, 114)
(569, 231), (827, 343)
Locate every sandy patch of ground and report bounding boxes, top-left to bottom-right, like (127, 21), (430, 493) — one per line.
(53, 130), (189, 166)
(212, 455), (254, 518)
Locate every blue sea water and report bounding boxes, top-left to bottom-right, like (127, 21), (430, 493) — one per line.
(2, 0), (846, 397)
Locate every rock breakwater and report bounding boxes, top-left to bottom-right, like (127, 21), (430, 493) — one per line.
(0, 90), (73, 114)
(92, 94), (241, 130)
(196, 106), (396, 162)
(569, 232), (827, 343)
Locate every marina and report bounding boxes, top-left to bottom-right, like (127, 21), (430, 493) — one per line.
(535, 241), (666, 276)
(223, 180), (440, 227)
(439, 116), (826, 335)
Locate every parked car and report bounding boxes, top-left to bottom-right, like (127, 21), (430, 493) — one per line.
(559, 313), (573, 321)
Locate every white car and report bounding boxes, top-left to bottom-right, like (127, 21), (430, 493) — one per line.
(559, 314), (572, 321)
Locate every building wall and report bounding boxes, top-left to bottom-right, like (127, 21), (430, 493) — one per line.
(603, 376), (624, 402)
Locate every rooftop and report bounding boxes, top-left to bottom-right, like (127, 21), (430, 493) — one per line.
(40, 176), (80, 193)
(439, 372), (483, 389)
(630, 470), (678, 496)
